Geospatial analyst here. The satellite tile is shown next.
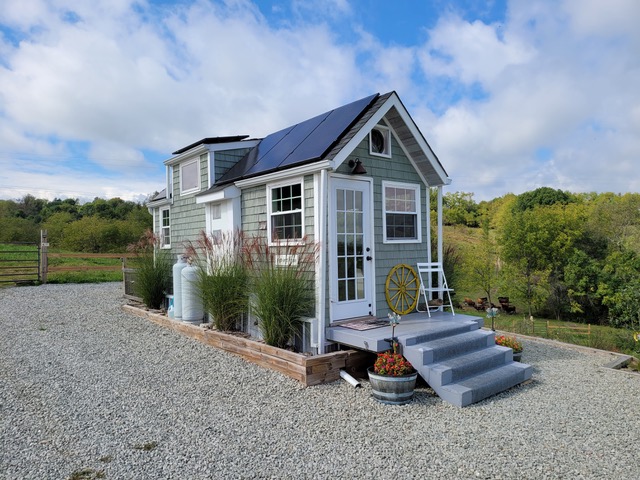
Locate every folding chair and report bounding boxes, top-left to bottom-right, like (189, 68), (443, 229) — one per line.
(416, 262), (455, 317)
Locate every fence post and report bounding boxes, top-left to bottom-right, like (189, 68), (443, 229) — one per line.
(40, 230), (48, 284)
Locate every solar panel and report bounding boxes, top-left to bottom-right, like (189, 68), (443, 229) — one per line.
(217, 93), (378, 184)
(280, 94), (378, 168)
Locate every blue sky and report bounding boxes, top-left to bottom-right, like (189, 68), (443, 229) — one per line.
(0, 0), (639, 203)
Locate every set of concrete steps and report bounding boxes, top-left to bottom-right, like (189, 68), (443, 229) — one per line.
(398, 319), (532, 407)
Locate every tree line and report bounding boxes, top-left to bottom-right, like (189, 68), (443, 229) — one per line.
(2, 188), (639, 329)
(439, 187), (640, 330)
(0, 195), (152, 252)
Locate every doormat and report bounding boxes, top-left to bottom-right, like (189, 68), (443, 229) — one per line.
(336, 317), (390, 331)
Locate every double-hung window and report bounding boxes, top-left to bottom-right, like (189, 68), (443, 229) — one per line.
(160, 207), (171, 248)
(269, 181), (303, 242)
(383, 181), (421, 243)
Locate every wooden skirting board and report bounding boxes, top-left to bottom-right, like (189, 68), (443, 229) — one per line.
(122, 305), (372, 386)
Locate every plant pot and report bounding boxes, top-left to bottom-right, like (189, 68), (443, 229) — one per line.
(513, 352), (522, 362)
(367, 367), (418, 405)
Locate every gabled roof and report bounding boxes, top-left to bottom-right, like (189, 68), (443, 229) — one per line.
(216, 94), (378, 186)
(199, 92), (450, 192)
(172, 136), (250, 155)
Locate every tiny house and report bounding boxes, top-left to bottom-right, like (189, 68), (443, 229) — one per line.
(148, 92), (533, 407)
(148, 92), (452, 353)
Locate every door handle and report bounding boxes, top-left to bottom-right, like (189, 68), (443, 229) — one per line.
(366, 256), (373, 261)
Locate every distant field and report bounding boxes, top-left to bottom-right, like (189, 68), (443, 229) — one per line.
(0, 244), (129, 285)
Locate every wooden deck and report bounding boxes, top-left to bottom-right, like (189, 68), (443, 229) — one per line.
(326, 310), (484, 353)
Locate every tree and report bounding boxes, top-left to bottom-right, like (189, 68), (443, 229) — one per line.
(498, 203), (585, 317)
(443, 192), (480, 226)
(514, 187), (572, 212)
(464, 221), (499, 306)
(42, 212), (75, 248)
(598, 250), (640, 329)
(0, 217), (39, 243)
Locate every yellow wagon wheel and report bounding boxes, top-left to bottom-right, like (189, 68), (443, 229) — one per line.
(385, 264), (420, 315)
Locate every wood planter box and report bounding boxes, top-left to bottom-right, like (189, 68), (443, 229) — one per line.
(122, 305), (371, 386)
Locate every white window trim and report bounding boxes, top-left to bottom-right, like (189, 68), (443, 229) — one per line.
(369, 125), (392, 158)
(180, 157), (201, 195)
(160, 207), (171, 249)
(382, 181), (421, 244)
(267, 177), (305, 245)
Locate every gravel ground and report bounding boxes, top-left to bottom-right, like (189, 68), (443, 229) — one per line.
(1, 283), (639, 480)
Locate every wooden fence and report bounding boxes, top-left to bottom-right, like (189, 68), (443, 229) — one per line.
(0, 243), (40, 284)
(546, 321), (591, 338)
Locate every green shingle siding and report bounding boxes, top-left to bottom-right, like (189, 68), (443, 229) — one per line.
(335, 132), (429, 317)
(214, 148), (252, 182)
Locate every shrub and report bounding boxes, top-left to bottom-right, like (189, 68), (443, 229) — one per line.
(245, 236), (317, 349)
(185, 231), (249, 331)
(494, 334), (523, 353)
(128, 230), (171, 309)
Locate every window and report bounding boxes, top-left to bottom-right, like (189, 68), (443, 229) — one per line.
(269, 182), (303, 242)
(383, 182), (421, 242)
(370, 126), (391, 157)
(160, 208), (171, 248)
(180, 157), (200, 194)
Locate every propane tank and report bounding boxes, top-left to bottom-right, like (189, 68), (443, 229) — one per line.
(181, 261), (203, 324)
(172, 255), (188, 319)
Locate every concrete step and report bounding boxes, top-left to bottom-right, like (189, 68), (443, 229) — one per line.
(403, 329), (495, 366)
(436, 362), (533, 407)
(400, 327), (533, 407)
(400, 320), (481, 346)
(423, 346), (513, 388)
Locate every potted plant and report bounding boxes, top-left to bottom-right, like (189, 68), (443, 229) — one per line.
(495, 334), (523, 362)
(367, 313), (418, 405)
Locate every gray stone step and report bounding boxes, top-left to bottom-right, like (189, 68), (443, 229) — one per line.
(436, 363), (532, 407)
(403, 329), (495, 366)
(423, 346), (513, 388)
(400, 320), (481, 346)
(400, 328), (533, 408)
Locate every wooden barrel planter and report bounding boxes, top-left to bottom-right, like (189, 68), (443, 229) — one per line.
(367, 367), (418, 405)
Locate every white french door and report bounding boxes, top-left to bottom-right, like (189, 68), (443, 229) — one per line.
(329, 177), (374, 321)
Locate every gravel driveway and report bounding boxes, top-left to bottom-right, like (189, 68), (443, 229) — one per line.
(1, 283), (639, 479)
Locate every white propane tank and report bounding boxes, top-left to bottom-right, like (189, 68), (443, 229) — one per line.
(181, 262), (203, 324)
(172, 255), (188, 319)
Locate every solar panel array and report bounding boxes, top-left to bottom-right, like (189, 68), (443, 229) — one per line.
(216, 93), (378, 185)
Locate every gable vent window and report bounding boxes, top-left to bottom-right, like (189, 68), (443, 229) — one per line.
(269, 182), (303, 242)
(370, 126), (391, 157)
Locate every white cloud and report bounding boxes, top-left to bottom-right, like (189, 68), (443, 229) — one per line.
(0, 0), (639, 203)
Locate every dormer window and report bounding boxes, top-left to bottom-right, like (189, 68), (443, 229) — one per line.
(370, 126), (391, 157)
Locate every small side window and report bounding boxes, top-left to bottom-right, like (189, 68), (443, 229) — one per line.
(160, 208), (171, 248)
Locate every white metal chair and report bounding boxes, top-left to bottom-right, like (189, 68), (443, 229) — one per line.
(416, 262), (455, 316)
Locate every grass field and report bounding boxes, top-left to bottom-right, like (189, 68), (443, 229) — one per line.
(470, 307), (639, 358)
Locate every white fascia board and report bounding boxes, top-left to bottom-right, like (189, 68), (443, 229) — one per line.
(234, 160), (333, 188)
(146, 197), (170, 210)
(388, 97), (451, 186)
(332, 93), (451, 187)
(389, 123), (429, 187)
(331, 95), (399, 167)
(163, 144), (208, 166)
(207, 140), (260, 152)
(196, 185), (241, 204)
(163, 140), (259, 167)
